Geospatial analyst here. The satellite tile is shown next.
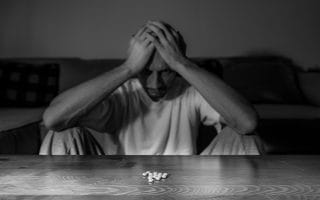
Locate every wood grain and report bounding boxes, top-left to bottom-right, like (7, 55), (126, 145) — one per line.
(0, 155), (320, 199)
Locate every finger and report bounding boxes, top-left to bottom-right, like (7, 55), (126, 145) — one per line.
(171, 29), (180, 42)
(133, 26), (147, 39)
(140, 30), (153, 42)
(129, 33), (139, 45)
(146, 24), (168, 45)
(146, 32), (163, 50)
(149, 21), (175, 42)
(142, 34), (153, 46)
(143, 39), (154, 51)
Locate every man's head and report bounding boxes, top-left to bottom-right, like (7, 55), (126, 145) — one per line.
(137, 22), (186, 102)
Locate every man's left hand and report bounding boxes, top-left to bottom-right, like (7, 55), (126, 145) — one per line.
(146, 21), (187, 71)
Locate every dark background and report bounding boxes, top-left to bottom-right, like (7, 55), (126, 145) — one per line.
(0, 0), (320, 70)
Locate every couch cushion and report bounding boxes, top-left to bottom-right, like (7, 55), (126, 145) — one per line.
(0, 108), (45, 132)
(298, 72), (320, 106)
(58, 58), (222, 92)
(254, 104), (320, 119)
(257, 118), (320, 154)
(0, 122), (41, 154)
(254, 104), (320, 154)
(59, 59), (123, 92)
(0, 62), (59, 107)
(222, 57), (305, 104)
(192, 58), (222, 78)
(0, 108), (45, 154)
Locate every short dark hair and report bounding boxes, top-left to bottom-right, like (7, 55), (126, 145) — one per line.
(164, 23), (187, 55)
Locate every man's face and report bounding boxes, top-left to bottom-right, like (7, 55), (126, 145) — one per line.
(137, 51), (177, 102)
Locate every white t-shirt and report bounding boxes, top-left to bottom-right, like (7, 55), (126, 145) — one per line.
(79, 78), (221, 155)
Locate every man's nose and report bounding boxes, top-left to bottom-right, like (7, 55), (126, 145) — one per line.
(147, 72), (164, 89)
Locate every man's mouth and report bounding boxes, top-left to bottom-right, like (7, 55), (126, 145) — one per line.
(147, 89), (166, 97)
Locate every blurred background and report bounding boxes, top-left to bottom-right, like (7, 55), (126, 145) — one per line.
(0, 0), (319, 69)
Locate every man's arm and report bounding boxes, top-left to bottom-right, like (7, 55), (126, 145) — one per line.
(146, 21), (258, 134)
(43, 65), (131, 131)
(43, 26), (154, 131)
(172, 59), (257, 134)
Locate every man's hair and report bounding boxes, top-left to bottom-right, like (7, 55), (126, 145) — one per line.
(143, 22), (188, 70)
(164, 23), (187, 55)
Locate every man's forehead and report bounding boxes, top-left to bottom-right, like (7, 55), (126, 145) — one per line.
(148, 52), (169, 71)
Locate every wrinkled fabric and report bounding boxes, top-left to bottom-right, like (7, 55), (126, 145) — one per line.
(201, 127), (264, 155)
(39, 127), (104, 155)
(39, 78), (263, 155)
(39, 126), (263, 155)
(71, 78), (221, 155)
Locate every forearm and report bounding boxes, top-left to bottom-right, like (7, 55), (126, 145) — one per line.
(175, 58), (258, 134)
(43, 64), (133, 131)
(142, 20), (257, 133)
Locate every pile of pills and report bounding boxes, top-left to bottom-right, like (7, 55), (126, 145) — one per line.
(142, 171), (169, 183)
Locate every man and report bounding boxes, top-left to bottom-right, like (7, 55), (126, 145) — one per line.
(40, 21), (260, 155)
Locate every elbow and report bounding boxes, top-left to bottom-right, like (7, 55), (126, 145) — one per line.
(42, 108), (67, 132)
(239, 111), (258, 134)
(233, 109), (258, 135)
(241, 116), (258, 134)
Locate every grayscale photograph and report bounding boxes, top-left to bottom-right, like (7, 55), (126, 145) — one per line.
(0, 0), (320, 199)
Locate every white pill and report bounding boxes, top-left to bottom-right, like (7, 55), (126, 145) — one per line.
(162, 173), (168, 179)
(155, 176), (161, 181)
(142, 172), (147, 176)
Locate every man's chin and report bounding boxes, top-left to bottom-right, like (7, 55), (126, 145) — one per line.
(148, 93), (166, 102)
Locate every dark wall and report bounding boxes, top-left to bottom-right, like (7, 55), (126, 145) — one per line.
(0, 0), (320, 70)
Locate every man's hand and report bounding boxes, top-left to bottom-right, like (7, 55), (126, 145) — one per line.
(147, 21), (258, 135)
(146, 21), (187, 71)
(124, 25), (155, 76)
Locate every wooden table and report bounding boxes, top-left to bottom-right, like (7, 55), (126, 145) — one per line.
(0, 155), (320, 199)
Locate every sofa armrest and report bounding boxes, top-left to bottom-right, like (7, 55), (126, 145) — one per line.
(257, 118), (320, 154)
(298, 72), (320, 106)
(0, 122), (41, 154)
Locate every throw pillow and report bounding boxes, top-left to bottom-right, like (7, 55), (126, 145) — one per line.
(0, 62), (59, 107)
(298, 72), (320, 106)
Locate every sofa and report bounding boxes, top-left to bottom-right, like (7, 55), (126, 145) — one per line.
(1, 56), (320, 154)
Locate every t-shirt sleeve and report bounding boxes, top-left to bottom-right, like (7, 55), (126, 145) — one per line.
(193, 88), (221, 126)
(77, 90), (125, 133)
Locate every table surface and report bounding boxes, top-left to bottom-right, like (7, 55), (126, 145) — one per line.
(0, 155), (320, 200)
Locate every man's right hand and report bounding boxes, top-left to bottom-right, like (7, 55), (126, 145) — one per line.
(43, 25), (154, 132)
(124, 25), (155, 76)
